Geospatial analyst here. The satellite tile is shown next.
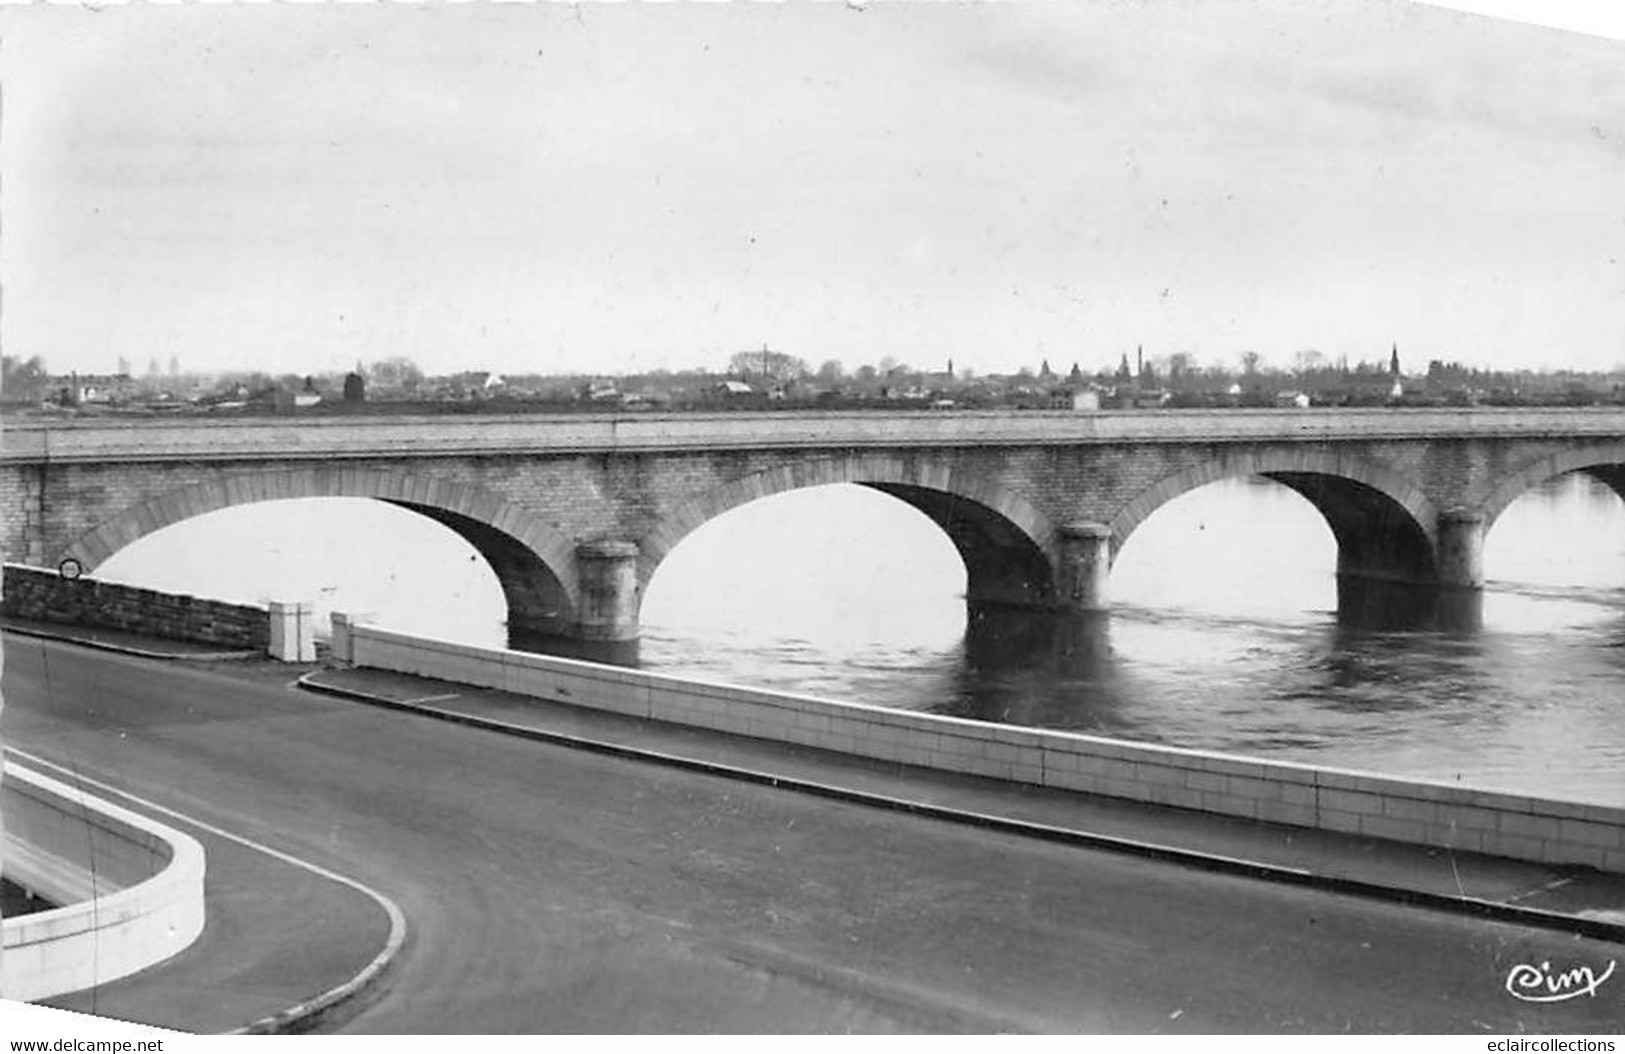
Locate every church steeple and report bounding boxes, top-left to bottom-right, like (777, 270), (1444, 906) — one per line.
(1389, 342), (1401, 376)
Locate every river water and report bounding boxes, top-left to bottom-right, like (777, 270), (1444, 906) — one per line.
(96, 472), (1625, 804)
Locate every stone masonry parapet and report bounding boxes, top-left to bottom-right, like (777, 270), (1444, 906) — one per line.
(3, 563), (270, 650)
(5, 408), (1623, 464)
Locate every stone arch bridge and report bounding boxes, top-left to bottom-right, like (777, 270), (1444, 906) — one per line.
(3, 409), (1622, 643)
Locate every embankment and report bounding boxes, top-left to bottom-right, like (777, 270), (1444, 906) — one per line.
(332, 618), (1625, 876)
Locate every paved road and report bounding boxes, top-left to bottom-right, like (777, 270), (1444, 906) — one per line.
(5, 636), (1624, 1034)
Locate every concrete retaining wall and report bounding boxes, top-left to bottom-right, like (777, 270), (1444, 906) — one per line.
(2, 761), (207, 1001)
(339, 619), (1625, 874)
(3, 562), (270, 650)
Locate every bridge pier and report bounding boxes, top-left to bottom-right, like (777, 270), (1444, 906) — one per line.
(1334, 577), (1483, 633)
(574, 540), (641, 642)
(1436, 508), (1486, 590)
(1333, 508), (1487, 632)
(1057, 522), (1112, 613)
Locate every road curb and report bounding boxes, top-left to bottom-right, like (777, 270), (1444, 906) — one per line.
(298, 672), (1625, 947)
(7, 743), (410, 1037)
(225, 885), (408, 1036)
(1, 622), (260, 662)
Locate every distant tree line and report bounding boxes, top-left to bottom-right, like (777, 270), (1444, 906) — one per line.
(5, 347), (1624, 415)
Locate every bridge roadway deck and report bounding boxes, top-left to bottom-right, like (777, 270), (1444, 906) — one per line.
(6, 626), (1625, 1033)
(5, 407), (1625, 464)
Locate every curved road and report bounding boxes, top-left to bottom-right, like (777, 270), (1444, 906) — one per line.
(5, 636), (1623, 1033)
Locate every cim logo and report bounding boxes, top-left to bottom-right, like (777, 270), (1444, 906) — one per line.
(1505, 960), (1617, 1004)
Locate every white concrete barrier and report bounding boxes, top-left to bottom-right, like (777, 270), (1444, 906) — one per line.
(268, 600), (317, 662)
(2, 762), (206, 1002)
(342, 623), (1625, 875)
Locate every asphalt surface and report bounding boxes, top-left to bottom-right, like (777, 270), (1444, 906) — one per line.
(6, 634), (1625, 1033)
(300, 664), (1625, 930)
(39, 813), (390, 1034)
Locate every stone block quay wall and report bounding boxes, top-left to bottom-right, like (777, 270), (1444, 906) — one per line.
(337, 620), (1625, 875)
(3, 563), (270, 650)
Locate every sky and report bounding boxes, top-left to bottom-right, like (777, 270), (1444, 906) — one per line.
(2, 1), (1623, 380)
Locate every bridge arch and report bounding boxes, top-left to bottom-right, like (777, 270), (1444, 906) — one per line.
(1479, 441), (1625, 530)
(642, 454), (1061, 610)
(61, 467), (581, 640)
(1111, 450), (1441, 585)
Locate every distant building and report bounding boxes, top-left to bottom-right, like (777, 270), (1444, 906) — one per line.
(1132, 388), (1169, 409)
(55, 373), (139, 406)
(249, 385), (296, 413)
(196, 382), (251, 410)
(619, 391), (661, 410)
(922, 363), (959, 393)
(440, 370), (507, 399)
(1051, 383), (1102, 411)
(1388, 342), (1406, 400)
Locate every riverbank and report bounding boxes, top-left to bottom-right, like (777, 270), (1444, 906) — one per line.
(9, 620), (1625, 1033)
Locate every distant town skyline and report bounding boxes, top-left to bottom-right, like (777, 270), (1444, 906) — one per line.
(12, 341), (1625, 387)
(3, 1), (1623, 380)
